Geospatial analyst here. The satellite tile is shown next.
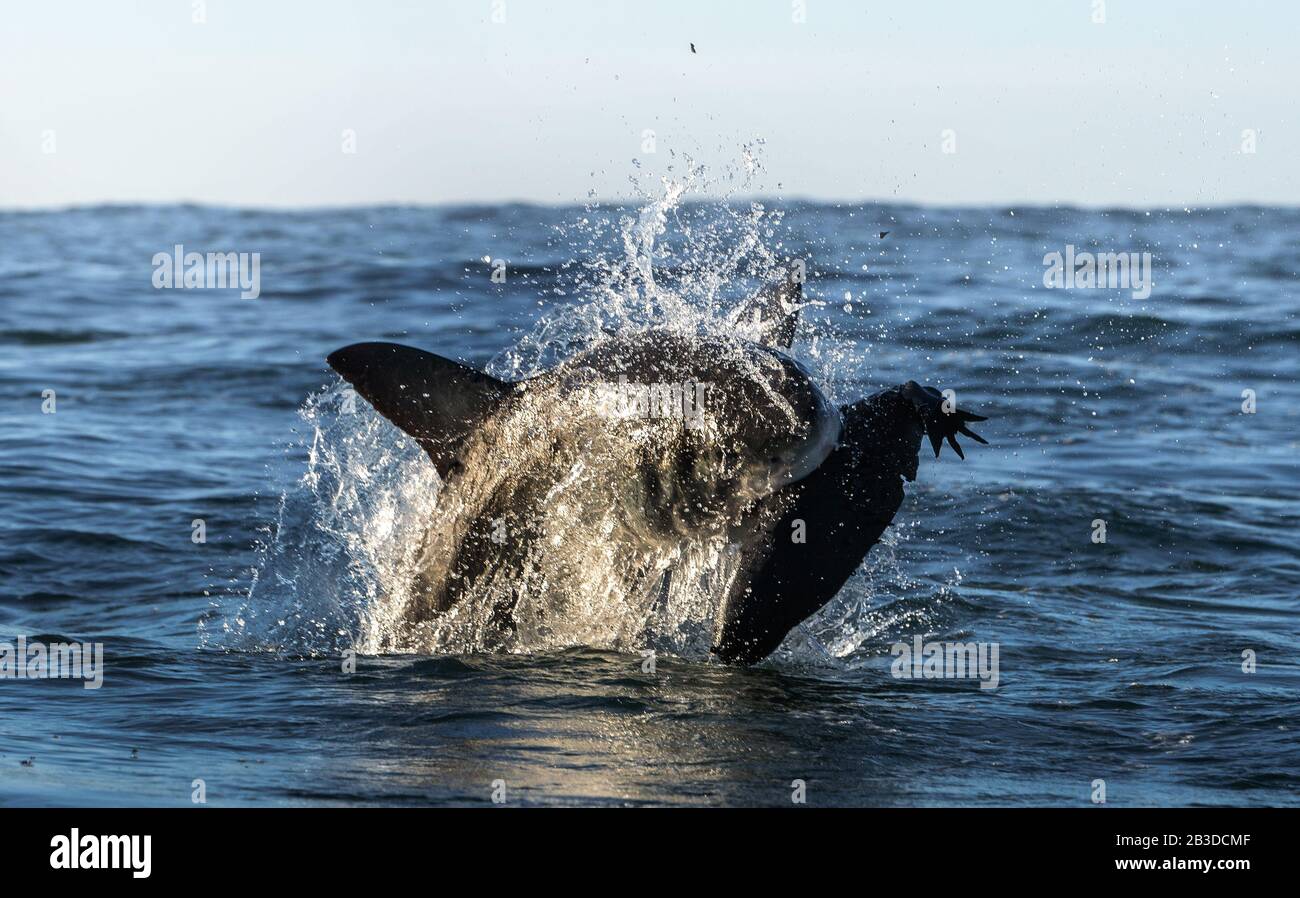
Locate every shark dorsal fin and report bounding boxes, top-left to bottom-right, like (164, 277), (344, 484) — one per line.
(327, 342), (512, 479)
(729, 271), (803, 349)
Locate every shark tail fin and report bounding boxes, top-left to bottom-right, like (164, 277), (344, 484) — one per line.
(327, 342), (513, 479)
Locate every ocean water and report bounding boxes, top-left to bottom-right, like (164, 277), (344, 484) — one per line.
(1, 196), (1297, 807)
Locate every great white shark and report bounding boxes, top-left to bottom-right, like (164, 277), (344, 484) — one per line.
(327, 276), (988, 664)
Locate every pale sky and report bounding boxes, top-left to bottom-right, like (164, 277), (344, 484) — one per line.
(1, 0), (1296, 208)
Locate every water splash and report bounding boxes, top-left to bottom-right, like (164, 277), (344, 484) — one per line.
(200, 386), (439, 656)
(777, 525), (962, 669)
(490, 149), (809, 380)
(207, 146), (916, 664)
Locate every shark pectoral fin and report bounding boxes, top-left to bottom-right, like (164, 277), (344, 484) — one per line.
(327, 341), (513, 478)
(728, 267), (804, 349)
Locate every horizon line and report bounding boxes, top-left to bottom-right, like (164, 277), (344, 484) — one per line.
(2, 195), (1296, 215)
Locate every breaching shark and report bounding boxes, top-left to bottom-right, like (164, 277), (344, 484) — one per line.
(327, 276), (987, 664)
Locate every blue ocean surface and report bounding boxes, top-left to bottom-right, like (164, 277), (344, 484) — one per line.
(0, 200), (1297, 806)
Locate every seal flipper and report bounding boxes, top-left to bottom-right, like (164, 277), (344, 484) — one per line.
(327, 341), (512, 479)
(900, 381), (989, 460)
(728, 270), (803, 349)
(713, 384), (989, 664)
